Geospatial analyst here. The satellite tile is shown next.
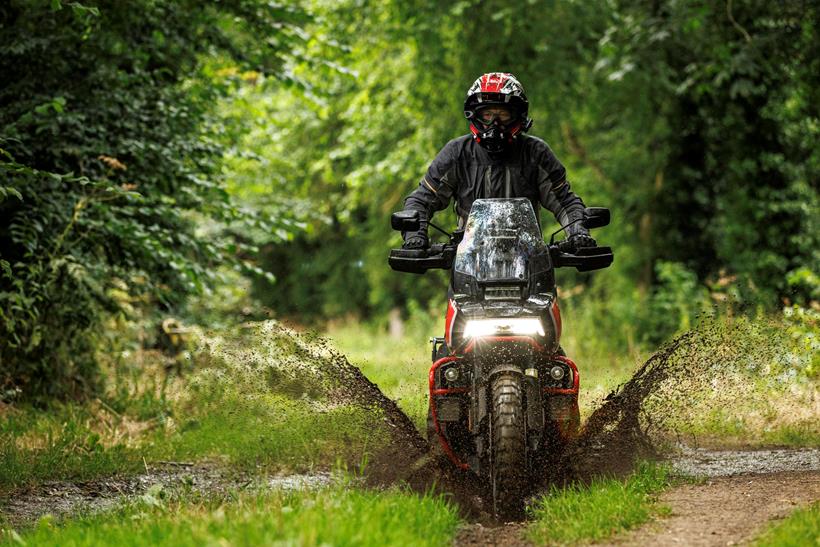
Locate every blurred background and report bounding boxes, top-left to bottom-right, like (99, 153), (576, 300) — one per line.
(1, 0), (818, 403)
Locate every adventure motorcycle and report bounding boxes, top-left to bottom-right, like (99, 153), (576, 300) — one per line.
(389, 198), (613, 515)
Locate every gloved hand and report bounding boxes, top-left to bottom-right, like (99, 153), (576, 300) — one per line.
(567, 233), (596, 252)
(402, 234), (428, 250)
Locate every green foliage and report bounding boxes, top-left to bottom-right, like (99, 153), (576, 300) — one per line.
(3, 0), (818, 402)
(640, 261), (711, 345)
(0, 1), (308, 399)
(228, 0), (819, 341)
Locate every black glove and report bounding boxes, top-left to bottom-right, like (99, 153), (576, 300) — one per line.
(402, 234), (428, 250)
(567, 233), (596, 252)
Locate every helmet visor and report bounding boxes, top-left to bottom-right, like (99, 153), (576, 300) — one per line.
(476, 106), (514, 126)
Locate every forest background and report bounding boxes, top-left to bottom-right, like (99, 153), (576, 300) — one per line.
(1, 0), (818, 401)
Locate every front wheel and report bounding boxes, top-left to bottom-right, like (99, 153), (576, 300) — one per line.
(490, 372), (527, 517)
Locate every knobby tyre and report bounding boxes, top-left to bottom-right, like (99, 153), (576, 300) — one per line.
(490, 372), (527, 517)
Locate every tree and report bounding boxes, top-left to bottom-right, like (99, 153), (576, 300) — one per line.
(0, 0), (308, 399)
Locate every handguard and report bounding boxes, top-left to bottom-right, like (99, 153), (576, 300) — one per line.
(389, 243), (457, 274)
(551, 246), (614, 272)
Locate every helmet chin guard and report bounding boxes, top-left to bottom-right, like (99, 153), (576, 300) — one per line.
(469, 120), (526, 154)
(464, 73), (532, 153)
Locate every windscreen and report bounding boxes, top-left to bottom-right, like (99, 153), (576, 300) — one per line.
(454, 198), (549, 282)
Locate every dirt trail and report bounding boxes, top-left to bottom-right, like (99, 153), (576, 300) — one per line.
(453, 448), (820, 546)
(601, 470), (820, 547)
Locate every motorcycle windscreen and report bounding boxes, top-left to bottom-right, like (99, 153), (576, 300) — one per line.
(454, 198), (550, 283)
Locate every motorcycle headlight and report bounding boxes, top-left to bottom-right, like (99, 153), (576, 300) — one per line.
(463, 318), (545, 338)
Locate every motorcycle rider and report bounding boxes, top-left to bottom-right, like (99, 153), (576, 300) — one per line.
(401, 72), (595, 252)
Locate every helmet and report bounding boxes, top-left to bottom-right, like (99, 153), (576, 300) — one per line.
(464, 72), (533, 154)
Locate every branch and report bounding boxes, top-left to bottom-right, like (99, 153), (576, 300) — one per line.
(726, 0), (752, 43)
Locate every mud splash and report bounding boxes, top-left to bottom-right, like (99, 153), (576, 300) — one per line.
(245, 318), (814, 499)
(563, 316), (816, 480)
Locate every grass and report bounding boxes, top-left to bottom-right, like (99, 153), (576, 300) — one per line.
(526, 462), (673, 545)
(0, 484), (461, 547)
(0, 402), (145, 493)
(753, 502), (819, 547)
(150, 393), (384, 471)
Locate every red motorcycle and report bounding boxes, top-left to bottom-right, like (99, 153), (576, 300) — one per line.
(390, 198), (613, 515)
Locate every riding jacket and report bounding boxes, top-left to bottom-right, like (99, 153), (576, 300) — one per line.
(403, 134), (589, 240)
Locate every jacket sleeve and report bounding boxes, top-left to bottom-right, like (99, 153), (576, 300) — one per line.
(535, 143), (588, 237)
(402, 140), (459, 238)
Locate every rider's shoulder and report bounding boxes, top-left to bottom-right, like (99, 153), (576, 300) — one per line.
(519, 134), (551, 153)
(437, 135), (474, 158)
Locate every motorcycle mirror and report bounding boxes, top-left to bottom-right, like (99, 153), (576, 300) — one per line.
(583, 207), (610, 229)
(391, 210), (421, 232)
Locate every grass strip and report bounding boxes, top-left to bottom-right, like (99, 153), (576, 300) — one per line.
(753, 502), (819, 547)
(527, 461), (672, 545)
(1, 485), (460, 547)
(1, 396), (382, 493)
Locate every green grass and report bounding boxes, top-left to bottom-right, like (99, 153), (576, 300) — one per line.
(753, 502), (820, 547)
(151, 393), (384, 471)
(0, 403), (145, 493)
(527, 462), (673, 545)
(0, 396), (380, 493)
(1, 485), (460, 547)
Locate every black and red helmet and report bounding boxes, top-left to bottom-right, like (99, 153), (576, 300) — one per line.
(464, 72), (533, 153)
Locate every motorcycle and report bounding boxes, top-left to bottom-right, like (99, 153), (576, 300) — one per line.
(388, 198), (613, 515)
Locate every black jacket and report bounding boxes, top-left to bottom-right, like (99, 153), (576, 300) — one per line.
(404, 134), (588, 239)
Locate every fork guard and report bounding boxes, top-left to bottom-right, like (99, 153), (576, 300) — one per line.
(429, 355), (470, 470)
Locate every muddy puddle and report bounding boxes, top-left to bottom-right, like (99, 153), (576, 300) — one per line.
(0, 463), (334, 528)
(668, 446), (820, 477)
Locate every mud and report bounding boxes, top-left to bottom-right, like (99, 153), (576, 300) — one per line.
(560, 319), (816, 481)
(258, 320), (817, 511)
(669, 446), (820, 477)
(456, 522), (530, 546)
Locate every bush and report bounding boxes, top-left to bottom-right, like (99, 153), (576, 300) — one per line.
(0, 0), (307, 400)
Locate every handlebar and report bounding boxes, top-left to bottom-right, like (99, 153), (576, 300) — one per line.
(389, 240), (613, 274)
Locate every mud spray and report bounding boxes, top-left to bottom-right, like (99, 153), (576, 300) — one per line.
(205, 316), (816, 518)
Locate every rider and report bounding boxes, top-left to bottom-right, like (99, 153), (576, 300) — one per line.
(401, 72), (595, 252)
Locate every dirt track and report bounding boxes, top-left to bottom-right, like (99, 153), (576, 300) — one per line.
(602, 470), (819, 547)
(453, 447), (820, 547)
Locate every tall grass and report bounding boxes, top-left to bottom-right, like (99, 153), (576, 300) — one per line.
(1, 322), (389, 491)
